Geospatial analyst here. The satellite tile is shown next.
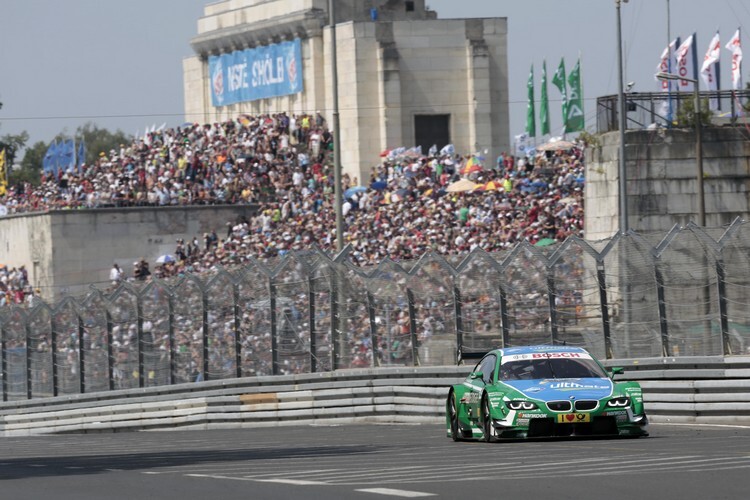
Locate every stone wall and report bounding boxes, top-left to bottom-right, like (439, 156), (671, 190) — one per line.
(0, 206), (256, 301)
(585, 127), (750, 240)
(183, 0), (510, 185)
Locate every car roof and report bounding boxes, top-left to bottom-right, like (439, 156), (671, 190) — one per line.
(494, 345), (589, 357)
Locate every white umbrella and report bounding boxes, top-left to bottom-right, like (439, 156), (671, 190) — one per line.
(156, 254), (175, 264)
(446, 179), (479, 193)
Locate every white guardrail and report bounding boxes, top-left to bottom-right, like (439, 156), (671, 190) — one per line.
(1, 357), (750, 436)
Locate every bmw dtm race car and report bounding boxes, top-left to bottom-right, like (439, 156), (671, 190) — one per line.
(446, 345), (648, 441)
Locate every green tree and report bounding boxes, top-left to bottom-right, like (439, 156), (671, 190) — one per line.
(0, 131), (29, 167)
(75, 122), (132, 165)
(675, 97), (713, 128)
(12, 141), (47, 185)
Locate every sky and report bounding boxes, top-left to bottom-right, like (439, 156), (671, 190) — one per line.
(1, 0), (749, 161)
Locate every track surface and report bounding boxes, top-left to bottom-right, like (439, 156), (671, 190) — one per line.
(1, 424), (748, 499)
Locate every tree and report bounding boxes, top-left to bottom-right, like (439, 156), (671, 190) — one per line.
(675, 97), (713, 128)
(75, 122), (132, 166)
(12, 141), (47, 185)
(0, 131), (29, 167)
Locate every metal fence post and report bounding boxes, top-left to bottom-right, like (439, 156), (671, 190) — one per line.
(201, 285), (210, 382)
(233, 283), (242, 378)
(406, 288), (419, 366)
(716, 258), (731, 355)
(366, 291), (379, 367)
(453, 285), (463, 364)
(499, 283), (510, 348)
(269, 278), (279, 375)
(50, 316), (58, 397)
(329, 275), (338, 371)
(167, 293), (176, 385)
(596, 262), (613, 359)
(308, 277), (317, 373)
(547, 272), (559, 345)
(105, 307), (114, 391)
(137, 293), (145, 388)
(78, 313), (86, 394)
(25, 320), (32, 400)
(654, 265), (671, 356)
(1, 323), (7, 402)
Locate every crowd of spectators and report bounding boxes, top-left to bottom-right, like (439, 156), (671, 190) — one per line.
(0, 264), (41, 306)
(1, 111), (586, 378)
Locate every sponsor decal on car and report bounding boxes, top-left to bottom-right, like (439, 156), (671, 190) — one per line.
(548, 382), (611, 390)
(556, 413), (591, 423)
(461, 393), (481, 404)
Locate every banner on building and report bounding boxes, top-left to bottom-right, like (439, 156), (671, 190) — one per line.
(0, 149), (7, 196)
(674, 34), (697, 92)
(566, 58), (584, 132)
(526, 64), (536, 138)
(540, 60), (550, 136)
(726, 28), (743, 90)
(551, 58), (568, 134)
(656, 38), (680, 91)
(208, 38), (304, 107)
(701, 31), (721, 110)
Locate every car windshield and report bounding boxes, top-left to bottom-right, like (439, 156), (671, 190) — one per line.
(500, 357), (608, 381)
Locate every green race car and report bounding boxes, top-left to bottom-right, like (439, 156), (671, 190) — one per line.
(446, 345), (648, 441)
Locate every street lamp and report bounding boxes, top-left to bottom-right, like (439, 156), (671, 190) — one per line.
(616, 0), (629, 232)
(656, 72), (705, 227)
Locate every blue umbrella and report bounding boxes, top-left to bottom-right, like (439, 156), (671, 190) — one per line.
(344, 186), (368, 198)
(371, 181), (388, 191)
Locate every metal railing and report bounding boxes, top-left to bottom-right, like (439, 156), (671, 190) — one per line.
(3, 219), (750, 401)
(597, 90), (750, 132)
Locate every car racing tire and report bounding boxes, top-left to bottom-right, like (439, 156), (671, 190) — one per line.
(448, 391), (460, 442)
(481, 394), (495, 443)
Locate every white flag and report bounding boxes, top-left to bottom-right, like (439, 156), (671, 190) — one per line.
(656, 38), (680, 91)
(726, 28), (743, 90)
(701, 31), (721, 110)
(674, 34), (696, 92)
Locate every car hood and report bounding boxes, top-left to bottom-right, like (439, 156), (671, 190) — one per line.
(501, 378), (614, 401)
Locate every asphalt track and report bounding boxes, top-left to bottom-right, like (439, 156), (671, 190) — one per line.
(1, 423), (748, 500)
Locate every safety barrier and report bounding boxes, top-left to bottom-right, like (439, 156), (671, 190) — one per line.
(1, 358), (749, 435)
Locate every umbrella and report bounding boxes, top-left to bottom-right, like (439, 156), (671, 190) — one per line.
(344, 186), (368, 198)
(371, 181), (388, 191)
(534, 238), (557, 247)
(446, 179), (479, 193)
(478, 181), (501, 191)
(538, 140), (576, 152)
(156, 254), (176, 264)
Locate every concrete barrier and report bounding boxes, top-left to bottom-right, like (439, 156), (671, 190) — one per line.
(1, 359), (749, 435)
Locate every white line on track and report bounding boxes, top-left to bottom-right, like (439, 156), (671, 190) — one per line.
(256, 479), (329, 485)
(355, 488), (436, 498)
(652, 422), (750, 430)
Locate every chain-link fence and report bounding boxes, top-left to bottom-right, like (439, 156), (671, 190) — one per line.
(2, 220), (750, 401)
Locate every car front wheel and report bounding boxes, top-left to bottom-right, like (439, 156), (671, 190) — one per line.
(448, 391), (460, 441)
(481, 394), (495, 443)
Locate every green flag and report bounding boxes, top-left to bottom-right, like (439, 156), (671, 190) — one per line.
(552, 58), (568, 134)
(566, 58), (585, 132)
(540, 60), (550, 136)
(526, 64), (536, 137)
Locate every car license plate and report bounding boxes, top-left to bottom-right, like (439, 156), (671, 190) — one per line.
(556, 413), (590, 423)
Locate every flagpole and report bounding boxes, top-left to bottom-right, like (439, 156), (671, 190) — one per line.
(579, 51), (585, 132)
(616, 0), (628, 232)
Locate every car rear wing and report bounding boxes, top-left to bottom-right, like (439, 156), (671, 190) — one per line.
(457, 349), (492, 365)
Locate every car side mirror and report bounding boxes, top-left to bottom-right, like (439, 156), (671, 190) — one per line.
(610, 366), (624, 377)
(469, 371), (484, 380)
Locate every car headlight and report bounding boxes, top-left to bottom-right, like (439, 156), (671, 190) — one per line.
(606, 397), (630, 408)
(507, 400), (538, 410)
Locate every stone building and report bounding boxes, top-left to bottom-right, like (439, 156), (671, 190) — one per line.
(183, 0), (510, 183)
